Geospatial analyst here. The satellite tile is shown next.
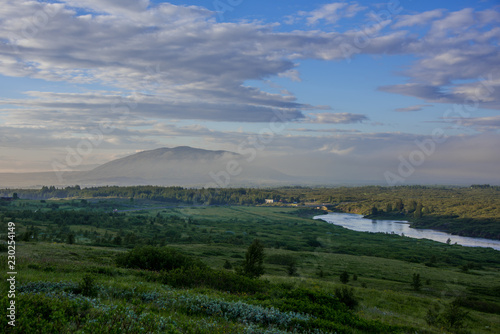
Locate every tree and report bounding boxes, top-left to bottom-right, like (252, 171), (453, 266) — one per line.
(386, 203), (393, 212)
(340, 270), (349, 284)
(441, 299), (470, 332)
(223, 260), (233, 270)
(241, 239), (265, 278)
(395, 199), (404, 211)
(12, 193), (19, 200)
(287, 260), (297, 276)
(67, 233), (75, 245)
(113, 236), (122, 246)
(414, 202), (423, 218)
(412, 273), (422, 291)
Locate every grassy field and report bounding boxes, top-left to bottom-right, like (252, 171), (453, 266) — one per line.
(1, 200), (499, 333)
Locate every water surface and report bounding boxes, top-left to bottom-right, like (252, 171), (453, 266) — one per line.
(314, 212), (500, 251)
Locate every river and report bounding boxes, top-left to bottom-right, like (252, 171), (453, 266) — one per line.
(314, 212), (500, 251)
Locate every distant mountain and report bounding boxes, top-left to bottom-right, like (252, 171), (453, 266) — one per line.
(0, 146), (303, 188)
(69, 146), (295, 187)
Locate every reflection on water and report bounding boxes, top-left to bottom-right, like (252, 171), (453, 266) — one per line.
(314, 212), (500, 251)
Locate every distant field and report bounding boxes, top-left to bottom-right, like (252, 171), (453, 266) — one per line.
(1, 196), (499, 333)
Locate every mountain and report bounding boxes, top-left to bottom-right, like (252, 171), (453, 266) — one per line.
(69, 146), (294, 187)
(0, 146), (297, 188)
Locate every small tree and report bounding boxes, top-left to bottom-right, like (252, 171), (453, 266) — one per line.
(67, 233), (75, 245)
(386, 203), (393, 212)
(340, 271), (349, 284)
(412, 273), (422, 291)
(78, 274), (97, 297)
(241, 239), (265, 278)
(223, 260), (233, 270)
(334, 286), (358, 309)
(287, 261), (297, 276)
(441, 299), (470, 332)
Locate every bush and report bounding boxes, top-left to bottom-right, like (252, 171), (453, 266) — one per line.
(456, 296), (500, 314)
(161, 266), (268, 294)
(265, 254), (296, 266)
(441, 299), (470, 332)
(340, 271), (349, 284)
(223, 259), (233, 269)
(116, 245), (205, 272)
(77, 274), (97, 297)
(412, 273), (422, 291)
(334, 286), (359, 310)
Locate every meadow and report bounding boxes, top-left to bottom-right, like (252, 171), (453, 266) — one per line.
(0, 192), (499, 333)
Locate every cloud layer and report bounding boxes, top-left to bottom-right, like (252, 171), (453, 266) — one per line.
(0, 1), (499, 183)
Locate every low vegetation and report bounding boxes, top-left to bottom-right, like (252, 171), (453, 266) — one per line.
(0, 186), (499, 333)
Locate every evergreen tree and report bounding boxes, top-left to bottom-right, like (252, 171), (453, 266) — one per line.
(412, 273), (422, 291)
(241, 239), (265, 278)
(395, 199), (404, 211)
(67, 233), (75, 245)
(414, 202), (423, 218)
(340, 271), (350, 284)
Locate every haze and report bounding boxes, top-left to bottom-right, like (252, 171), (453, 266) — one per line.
(0, 0), (499, 187)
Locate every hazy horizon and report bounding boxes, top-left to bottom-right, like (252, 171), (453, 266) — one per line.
(0, 1), (499, 187)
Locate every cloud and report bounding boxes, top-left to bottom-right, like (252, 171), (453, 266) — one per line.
(305, 112), (368, 124)
(298, 2), (366, 26)
(392, 9), (444, 29)
(394, 104), (433, 112)
(380, 8), (500, 110)
(0, 1), (499, 180)
(437, 115), (500, 132)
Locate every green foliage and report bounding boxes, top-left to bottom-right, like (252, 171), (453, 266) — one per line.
(425, 299), (471, 333)
(412, 273), (422, 292)
(116, 245), (205, 272)
(334, 286), (359, 310)
(67, 233), (75, 244)
(340, 270), (349, 284)
(223, 259), (233, 269)
(256, 288), (393, 333)
(1, 185), (500, 333)
(286, 261), (298, 276)
(241, 239), (265, 278)
(441, 299), (471, 333)
(78, 273), (97, 297)
(161, 266), (268, 294)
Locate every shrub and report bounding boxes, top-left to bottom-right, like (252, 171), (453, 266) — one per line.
(265, 254), (296, 266)
(286, 261), (298, 276)
(161, 266), (268, 294)
(116, 245), (205, 272)
(78, 274), (97, 297)
(334, 286), (359, 310)
(223, 260), (233, 269)
(340, 271), (349, 284)
(441, 299), (470, 332)
(412, 273), (422, 291)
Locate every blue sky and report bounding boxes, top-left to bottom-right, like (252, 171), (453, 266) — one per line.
(0, 0), (499, 185)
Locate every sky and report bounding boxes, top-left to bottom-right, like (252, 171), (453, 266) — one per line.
(0, 0), (499, 185)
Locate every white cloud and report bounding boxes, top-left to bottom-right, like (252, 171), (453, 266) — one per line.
(299, 2), (366, 26)
(305, 112), (368, 124)
(0, 1), (499, 180)
(392, 9), (444, 28)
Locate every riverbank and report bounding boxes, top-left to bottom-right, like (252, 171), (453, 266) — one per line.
(315, 212), (500, 251)
(364, 212), (500, 241)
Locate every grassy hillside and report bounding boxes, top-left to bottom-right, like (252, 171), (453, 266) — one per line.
(1, 199), (499, 333)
